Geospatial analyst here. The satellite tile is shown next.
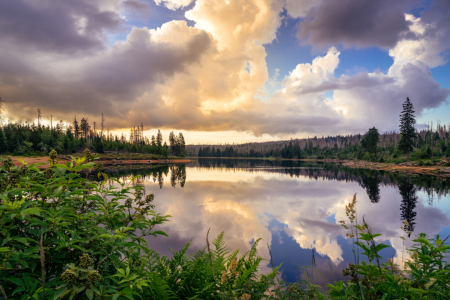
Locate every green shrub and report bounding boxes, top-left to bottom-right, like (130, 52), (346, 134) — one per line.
(2, 160), (450, 300)
(0, 156), (169, 300)
(362, 152), (371, 161)
(0, 157), (291, 300)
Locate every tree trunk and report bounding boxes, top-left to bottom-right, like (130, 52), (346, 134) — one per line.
(407, 151), (410, 162)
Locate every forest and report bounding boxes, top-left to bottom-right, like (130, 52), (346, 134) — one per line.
(193, 99), (450, 164)
(193, 127), (450, 162)
(0, 114), (186, 157)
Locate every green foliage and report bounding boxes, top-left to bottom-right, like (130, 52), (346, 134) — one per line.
(332, 195), (450, 300)
(329, 230), (450, 300)
(399, 97), (417, 162)
(0, 156), (169, 299)
(362, 127), (380, 159)
(93, 136), (104, 154)
(362, 152), (371, 161)
(2, 158), (450, 299)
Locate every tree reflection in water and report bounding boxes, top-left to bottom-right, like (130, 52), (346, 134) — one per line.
(360, 171), (382, 203)
(103, 159), (449, 285)
(108, 164), (186, 189)
(399, 175), (418, 237)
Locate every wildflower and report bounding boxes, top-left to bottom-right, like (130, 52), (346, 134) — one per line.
(221, 270), (227, 284)
(49, 150), (58, 163)
(79, 253), (94, 268)
(87, 270), (103, 286)
(61, 269), (78, 284)
(84, 148), (92, 161)
(425, 278), (437, 289)
(387, 258), (398, 273)
(232, 271), (238, 278)
(241, 293), (251, 300)
(345, 194), (357, 224)
(229, 257), (238, 272)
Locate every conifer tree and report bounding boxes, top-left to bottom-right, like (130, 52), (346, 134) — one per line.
(73, 116), (80, 139)
(80, 118), (88, 139)
(0, 128), (7, 153)
(178, 133), (185, 157)
(156, 130), (163, 148)
(399, 97), (416, 162)
(169, 131), (175, 154)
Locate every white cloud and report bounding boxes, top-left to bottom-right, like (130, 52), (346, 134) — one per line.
(154, 0), (194, 10)
(1, 0), (448, 139)
(389, 14), (447, 69)
(284, 0), (321, 18)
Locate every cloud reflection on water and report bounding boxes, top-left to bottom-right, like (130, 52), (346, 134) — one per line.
(115, 161), (450, 283)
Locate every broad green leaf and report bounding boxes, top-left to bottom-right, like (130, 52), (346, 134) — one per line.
(86, 289), (94, 300)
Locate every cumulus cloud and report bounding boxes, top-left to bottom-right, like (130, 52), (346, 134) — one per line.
(122, 0), (151, 21)
(0, 0), (127, 54)
(0, 0), (448, 138)
(2, 22), (213, 127)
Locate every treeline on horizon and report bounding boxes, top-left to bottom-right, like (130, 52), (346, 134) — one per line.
(191, 98), (450, 163)
(0, 106), (186, 157)
(192, 127), (450, 161)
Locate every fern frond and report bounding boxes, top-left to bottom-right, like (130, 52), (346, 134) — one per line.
(147, 272), (176, 300)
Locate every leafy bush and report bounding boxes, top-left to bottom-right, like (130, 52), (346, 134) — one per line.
(0, 156), (169, 300)
(0, 156), (295, 300)
(363, 152), (371, 161)
(333, 194), (450, 300)
(2, 160), (450, 300)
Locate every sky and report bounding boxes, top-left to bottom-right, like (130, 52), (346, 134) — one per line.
(1, 0), (449, 144)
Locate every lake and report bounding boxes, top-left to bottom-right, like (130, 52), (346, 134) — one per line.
(108, 158), (450, 286)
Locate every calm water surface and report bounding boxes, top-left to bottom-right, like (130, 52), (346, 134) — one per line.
(109, 159), (450, 285)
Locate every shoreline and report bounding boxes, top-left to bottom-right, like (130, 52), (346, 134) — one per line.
(2, 156), (193, 169)
(191, 156), (450, 177)
(4, 155), (449, 177)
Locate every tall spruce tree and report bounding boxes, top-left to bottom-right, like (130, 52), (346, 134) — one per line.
(73, 116), (80, 139)
(169, 131), (175, 154)
(399, 97), (416, 162)
(156, 130), (163, 148)
(0, 128), (7, 153)
(178, 133), (185, 157)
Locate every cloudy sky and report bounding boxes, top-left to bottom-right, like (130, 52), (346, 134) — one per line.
(1, 0), (449, 143)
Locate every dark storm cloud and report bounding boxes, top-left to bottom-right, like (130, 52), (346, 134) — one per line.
(1, 26), (213, 125)
(122, 0), (151, 21)
(0, 0), (124, 54)
(296, 0), (417, 48)
(421, 0), (450, 60)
